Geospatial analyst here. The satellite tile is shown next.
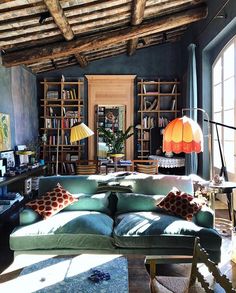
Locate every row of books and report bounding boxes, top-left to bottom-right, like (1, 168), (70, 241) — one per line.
(142, 116), (156, 129)
(158, 117), (170, 127)
(62, 118), (79, 128)
(45, 118), (61, 129)
(46, 89), (78, 100)
(62, 162), (76, 174)
(142, 83), (177, 94)
(65, 154), (79, 161)
(62, 89), (77, 100)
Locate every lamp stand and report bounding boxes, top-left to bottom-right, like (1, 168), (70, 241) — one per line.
(182, 107), (213, 180)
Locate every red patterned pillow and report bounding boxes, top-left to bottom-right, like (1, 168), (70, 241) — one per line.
(26, 183), (77, 219)
(157, 188), (202, 221)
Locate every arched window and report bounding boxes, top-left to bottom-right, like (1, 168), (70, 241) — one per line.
(212, 36), (236, 179)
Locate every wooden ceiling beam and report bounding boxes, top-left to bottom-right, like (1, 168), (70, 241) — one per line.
(2, 5), (207, 67)
(127, 0), (146, 56)
(43, 0), (89, 67)
(74, 53), (88, 68)
(43, 0), (74, 41)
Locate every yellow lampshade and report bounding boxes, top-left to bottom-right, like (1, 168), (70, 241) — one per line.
(163, 116), (203, 154)
(70, 122), (94, 143)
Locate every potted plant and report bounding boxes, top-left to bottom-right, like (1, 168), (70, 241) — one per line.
(98, 125), (134, 158)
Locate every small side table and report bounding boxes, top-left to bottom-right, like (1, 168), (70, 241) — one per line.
(207, 181), (236, 230)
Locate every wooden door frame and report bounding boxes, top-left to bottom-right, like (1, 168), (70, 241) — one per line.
(86, 75), (136, 160)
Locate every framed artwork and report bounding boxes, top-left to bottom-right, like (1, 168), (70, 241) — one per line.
(0, 150), (15, 169)
(0, 113), (11, 151)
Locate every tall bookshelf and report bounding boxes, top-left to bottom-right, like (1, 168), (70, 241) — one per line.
(40, 78), (85, 175)
(136, 78), (180, 159)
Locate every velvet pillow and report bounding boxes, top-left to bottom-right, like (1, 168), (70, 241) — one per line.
(157, 188), (202, 221)
(26, 183), (77, 219)
(63, 192), (110, 214)
(116, 193), (165, 214)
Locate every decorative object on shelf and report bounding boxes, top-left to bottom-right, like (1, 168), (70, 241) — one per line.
(164, 151), (174, 158)
(163, 108), (213, 179)
(212, 174), (224, 185)
(98, 125), (134, 156)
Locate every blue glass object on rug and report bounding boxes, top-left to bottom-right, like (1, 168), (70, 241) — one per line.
(19, 255), (128, 293)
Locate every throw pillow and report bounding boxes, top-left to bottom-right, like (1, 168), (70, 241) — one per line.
(116, 193), (165, 214)
(157, 188), (202, 221)
(26, 183), (77, 219)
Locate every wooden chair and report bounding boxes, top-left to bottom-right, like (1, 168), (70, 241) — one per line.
(150, 237), (236, 293)
(130, 159), (158, 174)
(76, 160), (100, 175)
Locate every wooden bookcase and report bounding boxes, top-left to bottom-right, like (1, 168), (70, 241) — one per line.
(40, 78), (85, 175)
(136, 78), (180, 159)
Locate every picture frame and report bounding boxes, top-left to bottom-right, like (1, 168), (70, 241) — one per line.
(0, 150), (15, 169)
(0, 113), (11, 151)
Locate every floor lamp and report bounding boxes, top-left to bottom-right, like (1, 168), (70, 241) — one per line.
(162, 108), (213, 180)
(55, 122), (94, 176)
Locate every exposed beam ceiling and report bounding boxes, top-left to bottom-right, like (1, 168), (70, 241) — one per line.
(0, 0), (208, 73)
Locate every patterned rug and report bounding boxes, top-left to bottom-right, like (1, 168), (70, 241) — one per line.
(0, 255), (128, 293)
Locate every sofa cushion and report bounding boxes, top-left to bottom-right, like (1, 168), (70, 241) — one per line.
(10, 211), (115, 251)
(157, 188), (202, 221)
(63, 192), (110, 214)
(26, 183), (77, 219)
(113, 212), (221, 251)
(19, 207), (42, 225)
(116, 193), (164, 214)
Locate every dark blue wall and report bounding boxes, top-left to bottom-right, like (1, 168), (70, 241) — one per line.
(0, 65), (38, 150)
(37, 42), (182, 80)
(181, 0), (236, 178)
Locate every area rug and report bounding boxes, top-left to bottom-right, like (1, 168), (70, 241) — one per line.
(0, 254), (128, 293)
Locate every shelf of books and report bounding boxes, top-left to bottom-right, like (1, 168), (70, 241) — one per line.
(40, 77), (85, 175)
(136, 77), (180, 159)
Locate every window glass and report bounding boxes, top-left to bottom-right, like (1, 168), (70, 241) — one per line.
(212, 37), (235, 177)
(223, 44), (234, 80)
(213, 58), (222, 85)
(213, 84), (222, 112)
(223, 77), (234, 109)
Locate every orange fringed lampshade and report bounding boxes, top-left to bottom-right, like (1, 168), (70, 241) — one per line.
(163, 116), (203, 154)
(70, 122), (94, 143)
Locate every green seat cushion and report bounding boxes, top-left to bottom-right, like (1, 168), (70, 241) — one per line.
(63, 192), (110, 214)
(113, 212), (221, 251)
(10, 211), (115, 251)
(116, 193), (164, 214)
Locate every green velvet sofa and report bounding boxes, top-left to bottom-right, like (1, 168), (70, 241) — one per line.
(10, 173), (222, 263)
